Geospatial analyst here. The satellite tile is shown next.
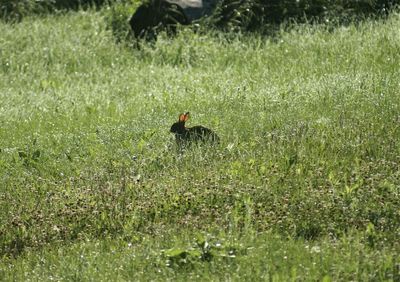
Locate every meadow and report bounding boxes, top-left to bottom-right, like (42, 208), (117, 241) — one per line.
(0, 9), (400, 281)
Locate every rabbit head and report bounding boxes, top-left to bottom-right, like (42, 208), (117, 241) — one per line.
(170, 112), (189, 135)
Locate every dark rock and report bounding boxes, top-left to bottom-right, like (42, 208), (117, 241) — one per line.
(129, 0), (218, 39)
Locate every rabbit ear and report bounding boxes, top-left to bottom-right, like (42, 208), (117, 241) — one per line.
(183, 112), (190, 121)
(179, 113), (186, 122)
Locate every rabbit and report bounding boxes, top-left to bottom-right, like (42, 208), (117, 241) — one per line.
(170, 112), (219, 146)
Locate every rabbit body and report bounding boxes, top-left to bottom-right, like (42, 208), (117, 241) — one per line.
(170, 112), (219, 146)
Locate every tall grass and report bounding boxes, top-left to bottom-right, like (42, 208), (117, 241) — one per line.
(0, 10), (399, 280)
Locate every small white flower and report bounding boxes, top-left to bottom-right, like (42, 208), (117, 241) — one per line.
(310, 246), (321, 253)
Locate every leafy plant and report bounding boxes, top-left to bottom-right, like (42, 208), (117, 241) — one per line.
(103, 0), (139, 42)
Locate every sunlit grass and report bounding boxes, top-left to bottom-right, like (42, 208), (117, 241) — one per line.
(0, 11), (399, 280)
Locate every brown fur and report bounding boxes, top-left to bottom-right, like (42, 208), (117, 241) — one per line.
(170, 112), (219, 146)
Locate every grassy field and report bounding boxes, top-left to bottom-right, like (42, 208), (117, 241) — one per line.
(0, 10), (400, 281)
